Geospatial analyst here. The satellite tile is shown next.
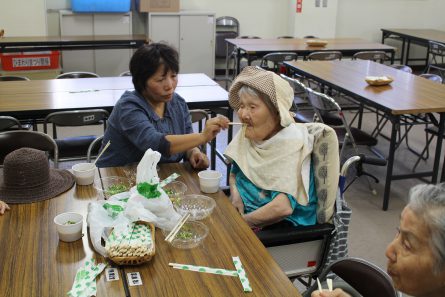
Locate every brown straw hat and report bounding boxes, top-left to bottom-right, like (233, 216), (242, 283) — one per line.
(0, 148), (75, 203)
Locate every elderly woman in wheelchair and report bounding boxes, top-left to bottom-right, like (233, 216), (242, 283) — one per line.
(311, 183), (445, 297)
(224, 66), (320, 229)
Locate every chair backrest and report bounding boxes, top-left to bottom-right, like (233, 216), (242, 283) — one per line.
(119, 71), (131, 77)
(426, 41), (445, 79)
(216, 16), (239, 35)
(304, 35), (318, 39)
(352, 51), (388, 63)
(305, 258), (399, 297)
(260, 52), (298, 72)
(0, 116), (22, 131)
(0, 75), (30, 81)
(0, 131), (58, 167)
(56, 72), (100, 79)
(87, 135), (104, 163)
(190, 109), (209, 153)
(307, 51), (342, 61)
(389, 64), (412, 73)
(43, 109), (109, 138)
(277, 35), (294, 39)
(238, 35), (261, 39)
(419, 73), (443, 83)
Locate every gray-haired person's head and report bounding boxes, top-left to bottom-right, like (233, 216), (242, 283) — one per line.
(408, 183), (445, 274)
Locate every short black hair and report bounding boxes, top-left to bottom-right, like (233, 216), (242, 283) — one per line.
(130, 43), (179, 94)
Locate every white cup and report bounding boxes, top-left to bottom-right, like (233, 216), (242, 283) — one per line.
(54, 212), (83, 242)
(72, 163), (96, 185)
(198, 170), (222, 194)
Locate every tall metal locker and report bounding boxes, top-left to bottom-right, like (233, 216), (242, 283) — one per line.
(148, 12), (215, 77)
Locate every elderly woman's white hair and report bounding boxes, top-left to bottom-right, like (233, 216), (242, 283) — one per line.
(408, 183), (445, 274)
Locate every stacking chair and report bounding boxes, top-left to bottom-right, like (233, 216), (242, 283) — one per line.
(352, 51), (389, 63)
(281, 74), (342, 126)
(307, 51), (342, 61)
(56, 72), (100, 79)
(259, 52), (298, 73)
(0, 130), (58, 167)
(303, 258), (400, 297)
(389, 64), (412, 73)
(0, 115), (32, 132)
(419, 73), (443, 83)
(87, 135), (104, 163)
(0, 75), (30, 81)
(190, 109), (209, 154)
(43, 109), (109, 163)
(215, 16), (240, 88)
(119, 71), (131, 77)
(298, 79), (386, 193)
(237, 36), (262, 72)
(0, 116), (23, 131)
(426, 40), (445, 80)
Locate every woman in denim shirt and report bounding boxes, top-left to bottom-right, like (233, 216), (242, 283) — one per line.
(97, 43), (229, 168)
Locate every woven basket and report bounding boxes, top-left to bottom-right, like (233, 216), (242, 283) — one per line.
(108, 221), (156, 266)
(365, 76), (393, 86)
(305, 39), (328, 47)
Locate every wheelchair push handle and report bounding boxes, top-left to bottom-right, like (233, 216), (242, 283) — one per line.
(359, 154), (387, 166)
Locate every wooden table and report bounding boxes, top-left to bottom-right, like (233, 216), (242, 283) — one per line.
(285, 60), (445, 210)
(226, 37), (396, 73)
(0, 74), (230, 171)
(0, 35), (148, 53)
(0, 74), (228, 120)
(381, 28), (445, 66)
(0, 170), (127, 297)
(99, 163), (301, 297)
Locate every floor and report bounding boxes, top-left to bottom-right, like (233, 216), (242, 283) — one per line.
(50, 103), (440, 297)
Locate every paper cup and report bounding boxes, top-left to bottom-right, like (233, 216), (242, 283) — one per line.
(72, 163), (96, 185)
(197, 170), (222, 194)
(54, 212), (83, 242)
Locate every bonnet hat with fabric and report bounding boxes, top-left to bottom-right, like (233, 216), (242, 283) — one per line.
(228, 66), (295, 127)
(0, 148), (75, 203)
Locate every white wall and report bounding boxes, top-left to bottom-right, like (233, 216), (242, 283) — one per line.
(289, 0), (339, 38)
(181, 0), (290, 38)
(336, 0), (445, 42)
(0, 0), (47, 36)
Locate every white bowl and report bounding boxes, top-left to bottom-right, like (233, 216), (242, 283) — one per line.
(197, 170), (222, 194)
(54, 212), (83, 242)
(72, 163), (96, 185)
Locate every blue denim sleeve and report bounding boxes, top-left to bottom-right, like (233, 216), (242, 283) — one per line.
(118, 98), (171, 156)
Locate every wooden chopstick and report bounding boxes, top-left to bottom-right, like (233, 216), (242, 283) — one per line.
(228, 122), (245, 125)
(165, 213), (190, 242)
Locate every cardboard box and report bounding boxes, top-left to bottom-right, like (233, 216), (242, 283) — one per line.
(138, 0), (179, 12)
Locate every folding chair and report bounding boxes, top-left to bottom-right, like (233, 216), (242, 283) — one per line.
(352, 51), (389, 63)
(0, 130), (58, 167)
(259, 52), (298, 73)
(56, 72), (100, 79)
(43, 109), (109, 163)
(0, 75), (30, 81)
(303, 258), (400, 297)
(0, 116), (24, 131)
(307, 51), (342, 61)
(425, 40), (445, 80)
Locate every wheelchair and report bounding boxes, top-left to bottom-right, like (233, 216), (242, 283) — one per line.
(224, 122), (386, 289)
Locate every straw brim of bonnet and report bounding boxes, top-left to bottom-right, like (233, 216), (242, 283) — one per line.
(228, 66), (294, 126)
(0, 148), (75, 203)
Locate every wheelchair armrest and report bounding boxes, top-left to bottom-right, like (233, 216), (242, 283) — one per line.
(257, 223), (335, 247)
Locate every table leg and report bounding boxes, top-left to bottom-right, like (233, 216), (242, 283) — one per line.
(405, 40), (411, 66)
(433, 113), (445, 182)
(400, 38), (406, 65)
(236, 48), (241, 75)
(383, 116), (399, 211)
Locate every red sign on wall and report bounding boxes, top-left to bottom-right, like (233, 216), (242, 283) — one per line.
(296, 0), (303, 13)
